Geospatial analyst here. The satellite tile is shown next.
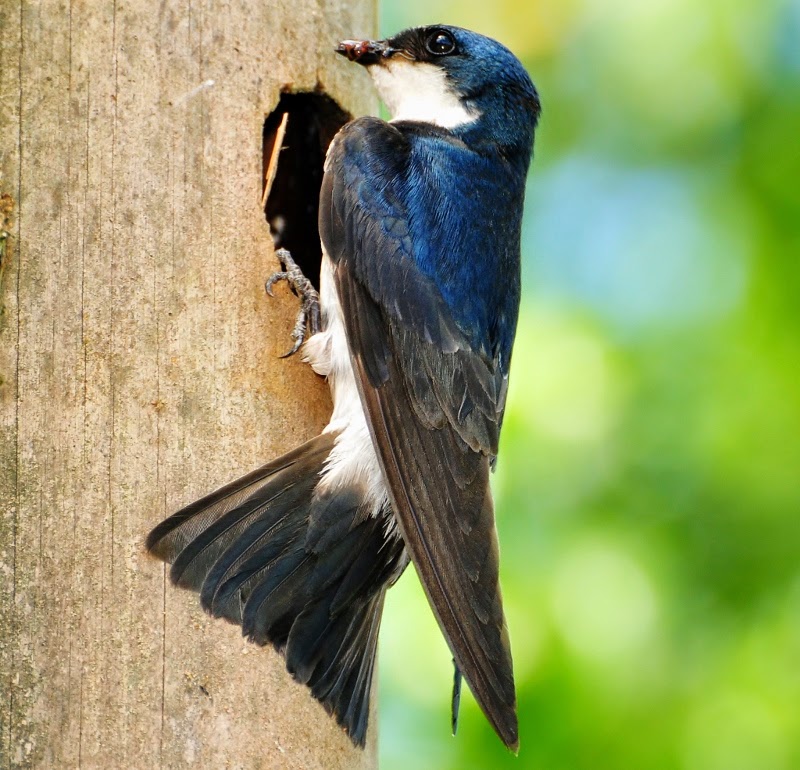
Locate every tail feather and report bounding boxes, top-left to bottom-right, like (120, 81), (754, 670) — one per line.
(331, 527), (401, 613)
(203, 518), (307, 624)
(287, 598), (340, 683)
(146, 432), (406, 747)
(243, 549), (316, 645)
(170, 461), (324, 589)
(304, 593), (385, 742)
(146, 435), (332, 562)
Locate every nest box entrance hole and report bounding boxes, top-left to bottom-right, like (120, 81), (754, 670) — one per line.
(262, 92), (351, 289)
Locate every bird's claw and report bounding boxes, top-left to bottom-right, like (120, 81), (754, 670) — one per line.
(266, 248), (321, 358)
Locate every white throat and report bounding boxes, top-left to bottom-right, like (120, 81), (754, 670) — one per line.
(369, 59), (479, 129)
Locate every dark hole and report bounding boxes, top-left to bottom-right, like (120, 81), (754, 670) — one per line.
(263, 92), (351, 289)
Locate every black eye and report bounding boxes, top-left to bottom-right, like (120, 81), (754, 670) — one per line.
(425, 31), (456, 56)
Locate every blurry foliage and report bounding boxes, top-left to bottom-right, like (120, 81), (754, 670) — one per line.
(376, 0), (800, 768)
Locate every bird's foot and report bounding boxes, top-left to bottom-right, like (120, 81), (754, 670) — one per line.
(265, 248), (321, 358)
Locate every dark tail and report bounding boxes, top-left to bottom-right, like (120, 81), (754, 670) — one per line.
(146, 432), (406, 746)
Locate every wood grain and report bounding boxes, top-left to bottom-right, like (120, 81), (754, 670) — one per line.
(0, 1), (378, 767)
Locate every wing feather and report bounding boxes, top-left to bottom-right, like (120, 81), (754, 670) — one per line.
(321, 118), (519, 748)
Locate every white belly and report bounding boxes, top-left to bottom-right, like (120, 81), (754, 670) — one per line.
(302, 251), (389, 519)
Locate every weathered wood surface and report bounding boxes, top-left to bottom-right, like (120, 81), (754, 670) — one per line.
(0, 1), (377, 767)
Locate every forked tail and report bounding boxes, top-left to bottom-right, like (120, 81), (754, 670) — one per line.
(146, 432), (406, 746)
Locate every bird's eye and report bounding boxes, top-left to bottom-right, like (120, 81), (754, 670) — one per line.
(425, 31), (456, 56)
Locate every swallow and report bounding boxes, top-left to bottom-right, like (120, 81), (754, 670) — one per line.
(147, 24), (540, 750)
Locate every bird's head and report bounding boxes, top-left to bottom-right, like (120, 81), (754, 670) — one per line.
(337, 25), (540, 160)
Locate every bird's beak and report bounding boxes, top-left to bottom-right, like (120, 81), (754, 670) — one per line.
(336, 39), (400, 66)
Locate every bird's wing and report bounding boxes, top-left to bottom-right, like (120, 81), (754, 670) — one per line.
(319, 117), (518, 750)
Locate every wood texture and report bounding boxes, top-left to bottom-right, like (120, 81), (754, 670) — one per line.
(0, 1), (378, 767)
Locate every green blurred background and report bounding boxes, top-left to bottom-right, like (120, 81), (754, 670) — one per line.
(374, 0), (800, 768)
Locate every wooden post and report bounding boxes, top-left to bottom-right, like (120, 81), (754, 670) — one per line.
(0, 1), (377, 767)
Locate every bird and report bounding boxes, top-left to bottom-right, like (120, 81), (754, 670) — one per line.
(146, 24), (540, 751)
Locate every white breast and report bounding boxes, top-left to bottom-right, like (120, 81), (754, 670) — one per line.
(302, 251), (390, 521)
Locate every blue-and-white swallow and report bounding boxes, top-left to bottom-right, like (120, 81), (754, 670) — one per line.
(147, 24), (540, 750)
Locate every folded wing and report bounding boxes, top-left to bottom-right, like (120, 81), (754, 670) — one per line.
(320, 117), (518, 749)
